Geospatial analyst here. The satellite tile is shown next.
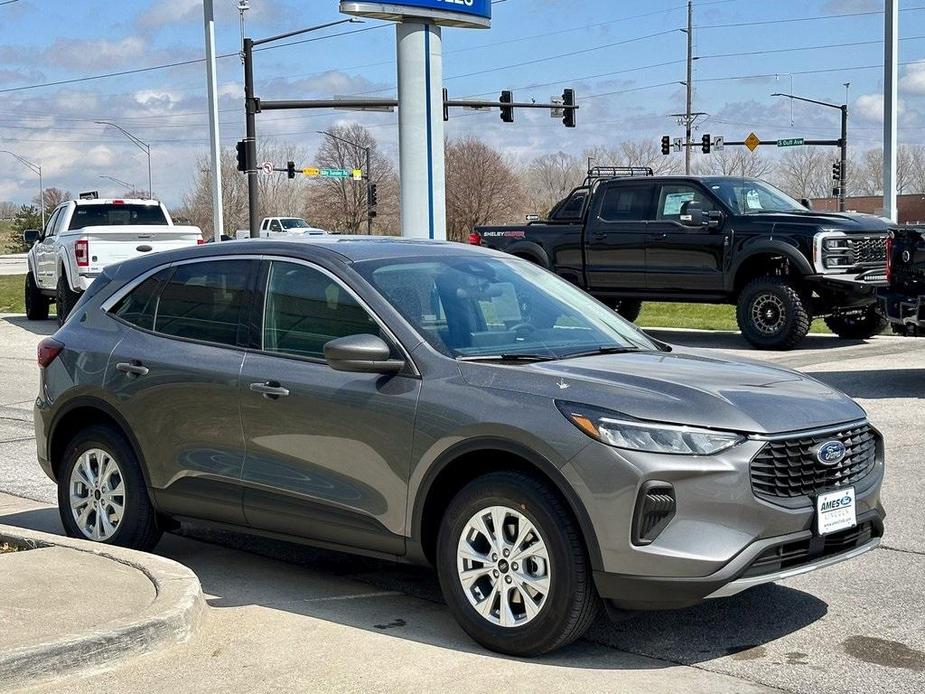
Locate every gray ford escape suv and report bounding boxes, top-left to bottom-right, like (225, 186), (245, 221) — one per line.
(34, 237), (885, 656)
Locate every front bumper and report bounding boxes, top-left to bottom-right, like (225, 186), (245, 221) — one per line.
(879, 289), (925, 331)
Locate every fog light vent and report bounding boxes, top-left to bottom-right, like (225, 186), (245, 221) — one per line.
(632, 482), (676, 546)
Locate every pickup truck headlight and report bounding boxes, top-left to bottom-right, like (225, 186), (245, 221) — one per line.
(557, 402), (745, 456)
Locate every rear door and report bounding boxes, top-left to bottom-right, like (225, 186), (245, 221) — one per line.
(583, 182), (654, 291)
(645, 182), (728, 294)
(103, 257), (259, 525)
(239, 259), (419, 553)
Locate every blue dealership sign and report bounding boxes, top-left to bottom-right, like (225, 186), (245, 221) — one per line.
(340, 0), (492, 28)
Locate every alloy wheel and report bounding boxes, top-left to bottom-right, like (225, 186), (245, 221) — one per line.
(751, 293), (787, 335)
(69, 448), (125, 541)
(456, 505), (551, 628)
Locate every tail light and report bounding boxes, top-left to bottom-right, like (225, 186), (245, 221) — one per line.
(197, 238), (206, 245)
(886, 233), (894, 285)
(37, 338), (64, 368)
(75, 239), (89, 267)
(468, 231), (482, 246)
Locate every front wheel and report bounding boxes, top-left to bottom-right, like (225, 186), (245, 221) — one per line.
(24, 272), (50, 321)
(56, 274), (80, 326)
(824, 305), (888, 340)
(736, 276), (812, 350)
(436, 471), (598, 656)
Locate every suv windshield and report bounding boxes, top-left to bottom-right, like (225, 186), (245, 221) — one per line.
(68, 204), (168, 229)
(280, 218), (311, 229)
(707, 180), (806, 215)
(357, 255), (656, 359)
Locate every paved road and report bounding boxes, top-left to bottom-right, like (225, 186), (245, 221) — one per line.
(0, 255), (27, 276)
(1, 315), (923, 693)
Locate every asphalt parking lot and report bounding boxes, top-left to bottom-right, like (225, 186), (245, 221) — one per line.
(1, 314), (923, 693)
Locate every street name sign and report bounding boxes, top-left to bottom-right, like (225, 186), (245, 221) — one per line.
(339, 0), (492, 28)
(745, 132), (761, 152)
(777, 138), (805, 148)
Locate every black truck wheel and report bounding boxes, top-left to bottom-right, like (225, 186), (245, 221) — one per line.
(824, 305), (888, 340)
(736, 276), (811, 350)
(25, 272), (50, 321)
(613, 299), (642, 323)
(56, 274), (80, 326)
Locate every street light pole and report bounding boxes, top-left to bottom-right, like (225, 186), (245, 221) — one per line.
(1, 150), (44, 228)
(317, 130), (372, 234)
(771, 92), (848, 212)
(99, 175), (135, 192)
(95, 121), (153, 197)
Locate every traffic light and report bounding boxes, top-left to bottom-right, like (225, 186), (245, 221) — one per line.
(832, 161), (842, 182)
(236, 139), (249, 172)
(562, 89), (576, 128)
(500, 90), (514, 123)
(287, 161), (296, 179)
(368, 183), (378, 208)
(661, 136), (671, 156)
(702, 134), (711, 154)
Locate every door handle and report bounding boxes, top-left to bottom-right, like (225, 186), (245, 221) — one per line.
(652, 232), (669, 241)
(592, 231), (607, 239)
(115, 361), (149, 377)
(249, 381), (290, 399)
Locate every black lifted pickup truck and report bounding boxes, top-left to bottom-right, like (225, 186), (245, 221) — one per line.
(879, 226), (925, 336)
(472, 168), (891, 349)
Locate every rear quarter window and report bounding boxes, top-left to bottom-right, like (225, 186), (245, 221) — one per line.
(110, 269), (172, 331)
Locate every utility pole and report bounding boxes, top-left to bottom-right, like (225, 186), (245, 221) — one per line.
(685, 0), (693, 174)
(204, 0), (225, 242)
(1, 150), (44, 228)
(884, 0), (899, 221)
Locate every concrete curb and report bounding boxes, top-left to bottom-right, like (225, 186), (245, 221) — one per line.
(0, 525), (205, 689)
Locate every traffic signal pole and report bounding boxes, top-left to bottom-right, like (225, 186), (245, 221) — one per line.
(243, 37), (259, 238)
(840, 103), (848, 212)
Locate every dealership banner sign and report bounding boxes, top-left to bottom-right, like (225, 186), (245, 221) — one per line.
(339, 0), (492, 28)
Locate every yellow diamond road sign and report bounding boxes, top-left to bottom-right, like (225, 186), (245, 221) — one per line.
(745, 132), (760, 152)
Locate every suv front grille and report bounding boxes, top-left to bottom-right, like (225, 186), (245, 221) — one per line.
(852, 236), (887, 265)
(750, 424), (878, 501)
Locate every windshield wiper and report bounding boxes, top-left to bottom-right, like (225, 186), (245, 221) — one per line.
(560, 346), (641, 359)
(458, 353), (557, 363)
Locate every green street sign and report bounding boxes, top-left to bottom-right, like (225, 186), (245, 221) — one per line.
(777, 138), (804, 148)
(321, 168), (352, 178)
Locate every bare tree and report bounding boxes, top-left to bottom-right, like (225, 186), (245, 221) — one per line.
(523, 151), (585, 216)
(445, 137), (526, 242)
(309, 124), (399, 235)
(0, 201), (16, 219)
(34, 187), (71, 215)
(850, 146), (918, 196)
(694, 148), (773, 178)
(584, 140), (684, 176)
(774, 148), (833, 199)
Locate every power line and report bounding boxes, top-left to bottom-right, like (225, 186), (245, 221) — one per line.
(698, 35), (925, 60)
(695, 6), (925, 30)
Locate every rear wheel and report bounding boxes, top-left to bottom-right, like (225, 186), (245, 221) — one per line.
(609, 299), (643, 323)
(56, 274), (80, 326)
(736, 276), (811, 350)
(57, 425), (161, 551)
(824, 305), (888, 340)
(436, 471), (598, 656)
(24, 272), (50, 321)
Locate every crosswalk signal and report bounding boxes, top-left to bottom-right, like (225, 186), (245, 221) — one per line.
(661, 136), (671, 156)
(236, 140), (249, 172)
(702, 134), (712, 154)
(562, 89), (576, 128)
(500, 91), (514, 123)
(287, 161), (296, 179)
(832, 161), (842, 182)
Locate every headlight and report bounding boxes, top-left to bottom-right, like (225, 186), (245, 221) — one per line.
(823, 238), (851, 250)
(557, 402), (745, 456)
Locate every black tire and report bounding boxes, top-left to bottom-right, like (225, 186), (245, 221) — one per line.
(56, 273), (80, 326)
(57, 424), (162, 551)
(436, 471), (598, 657)
(824, 305), (889, 340)
(736, 276), (812, 351)
(24, 272), (50, 321)
(612, 299), (643, 323)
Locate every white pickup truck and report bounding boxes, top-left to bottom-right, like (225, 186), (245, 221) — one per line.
(24, 198), (203, 324)
(235, 216), (328, 240)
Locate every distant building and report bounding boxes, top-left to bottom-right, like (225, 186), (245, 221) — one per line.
(809, 194), (925, 224)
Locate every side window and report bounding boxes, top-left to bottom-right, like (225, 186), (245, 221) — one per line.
(110, 268), (172, 330)
(553, 191), (587, 220)
(261, 219), (268, 230)
(52, 206), (70, 236)
(263, 262), (380, 360)
(43, 209), (61, 238)
(597, 185), (652, 222)
(269, 220), (282, 232)
(154, 260), (255, 346)
(656, 184), (715, 222)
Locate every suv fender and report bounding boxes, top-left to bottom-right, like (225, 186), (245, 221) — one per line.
(504, 241), (551, 268)
(727, 240), (814, 294)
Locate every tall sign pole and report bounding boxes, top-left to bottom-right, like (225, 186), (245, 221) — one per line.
(883, 0), (899, 221)
(684, 0), (693, 175)
(203, 0), (224, 242)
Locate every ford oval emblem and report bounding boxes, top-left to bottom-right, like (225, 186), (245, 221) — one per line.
(816, 440), (847, 466)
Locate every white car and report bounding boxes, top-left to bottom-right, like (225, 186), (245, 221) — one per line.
(24, 198), (203, 324)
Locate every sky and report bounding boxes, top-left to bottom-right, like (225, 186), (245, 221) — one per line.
(1, 0), (925, 207)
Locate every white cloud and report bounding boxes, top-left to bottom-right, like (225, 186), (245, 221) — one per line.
(901, 61), (925, 96)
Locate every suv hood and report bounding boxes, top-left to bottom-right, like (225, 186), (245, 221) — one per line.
(459, 349), (865, 435)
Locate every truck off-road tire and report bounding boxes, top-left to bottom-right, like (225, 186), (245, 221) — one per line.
(56, 274), (80, 326)
(611, 299), (643, 323)
(57, 424), (162, 551)
(824, 305), (889, 340)
(736, 276), (811, 351)
(436, 471), (598, 657)
(24, 272), (50, 321)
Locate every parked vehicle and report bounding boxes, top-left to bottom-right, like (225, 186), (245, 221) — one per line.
(35, 237), (884, 656)
(235, 216), (327, 239)
(473, 169), (891, 350)
(23, 198), (202, 325)
(879, 227), (925, 336)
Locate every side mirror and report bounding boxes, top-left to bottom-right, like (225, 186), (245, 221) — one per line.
(324, 334), (404, 374)
(680, 202), (706, 227)
(801, 198), (813, 210)
(23, 229), (40, 246)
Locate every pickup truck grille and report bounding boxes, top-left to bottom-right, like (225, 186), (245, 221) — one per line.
(750, 424), (878, 502)
(852, 236), (887, 264)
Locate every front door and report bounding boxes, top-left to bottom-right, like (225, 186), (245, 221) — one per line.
(240, 259), (420, 554)
(35, 207), (62, 288)
(583, 182), (653, 292)
(645, 182), (728, 294)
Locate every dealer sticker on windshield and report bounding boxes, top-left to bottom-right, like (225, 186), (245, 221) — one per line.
(817, 487), (857, 535)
